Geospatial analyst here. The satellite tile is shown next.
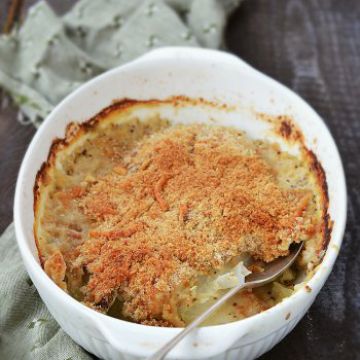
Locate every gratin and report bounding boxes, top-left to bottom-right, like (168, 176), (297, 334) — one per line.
(34, 99), (329, 327)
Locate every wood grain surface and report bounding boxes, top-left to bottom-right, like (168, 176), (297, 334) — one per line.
(0, 1), (359, 359)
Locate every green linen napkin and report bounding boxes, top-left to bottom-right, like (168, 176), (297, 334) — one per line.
(0, 225), (91, 360)
(0, 0), (241, 127)
(0, 1), (242, 359)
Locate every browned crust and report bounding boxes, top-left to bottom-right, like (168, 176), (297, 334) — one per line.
(304, 149), (333, 252)
(279, 118), (293, 139)
(33, 162), (47, 266)
(33, 96), (332, 269)
(257, 113), (304, 143)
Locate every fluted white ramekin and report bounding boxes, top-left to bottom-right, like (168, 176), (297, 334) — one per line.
(14, 47), (346, 360)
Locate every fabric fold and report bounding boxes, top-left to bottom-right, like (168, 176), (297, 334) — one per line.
(0, 0), (241, 127)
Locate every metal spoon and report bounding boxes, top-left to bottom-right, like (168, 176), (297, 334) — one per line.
(148, 242), (304, 360)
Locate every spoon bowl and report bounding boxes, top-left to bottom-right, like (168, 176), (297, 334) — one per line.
(245, 242), (304, 285)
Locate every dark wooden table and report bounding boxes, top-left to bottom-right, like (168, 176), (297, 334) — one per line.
(1, 1), (359, 359)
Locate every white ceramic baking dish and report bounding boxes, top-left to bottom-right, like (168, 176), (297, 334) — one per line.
(14, 47), (346, 360)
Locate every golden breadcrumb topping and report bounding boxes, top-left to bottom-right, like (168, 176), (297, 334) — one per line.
(35, 116), (324, 327)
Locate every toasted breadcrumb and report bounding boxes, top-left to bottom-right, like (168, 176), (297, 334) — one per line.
(36, 121), (321, 327)
(74, 125), (312, 325)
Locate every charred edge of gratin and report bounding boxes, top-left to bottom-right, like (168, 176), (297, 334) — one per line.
(304, 149), (332, 253)
(33, 96), (332, 269)
(277, 116), (304, 143)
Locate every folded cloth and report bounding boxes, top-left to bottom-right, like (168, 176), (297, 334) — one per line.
(0, 0), (241, 127)
(0, 224), (91, 360)
(0, 1), (242, 359)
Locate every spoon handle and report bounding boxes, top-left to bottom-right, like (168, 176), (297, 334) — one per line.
(147, 282), (248, 360)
